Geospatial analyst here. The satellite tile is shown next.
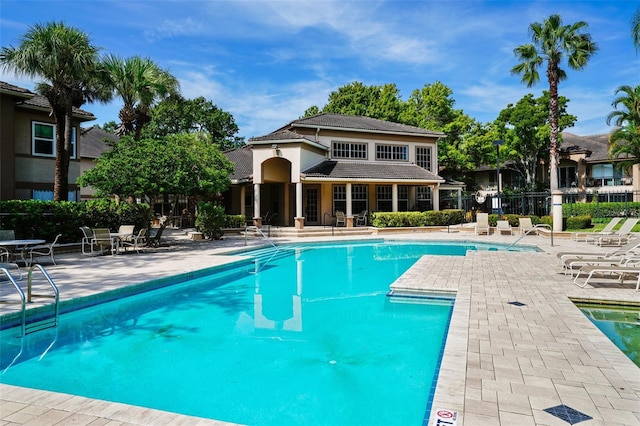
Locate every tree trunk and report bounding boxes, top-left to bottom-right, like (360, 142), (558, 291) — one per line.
(547, 61), (560, 191)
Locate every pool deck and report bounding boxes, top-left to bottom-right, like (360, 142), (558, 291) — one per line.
(1, 228), (639, 425)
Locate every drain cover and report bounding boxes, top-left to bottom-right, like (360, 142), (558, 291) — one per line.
(508, 301), (527, 307)
(543, 404), (592, 424)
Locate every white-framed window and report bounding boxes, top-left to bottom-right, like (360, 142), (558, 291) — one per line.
(416, 146), (432, 171)
(333, 185), (347, 213)
(332, 142), (367, 159)
(352, 184), (368, 213)
(416, 186), (432, 211)
(376, 185), (392, 211)
(32, 122), (76, 158)
(376, 144), (407, 161)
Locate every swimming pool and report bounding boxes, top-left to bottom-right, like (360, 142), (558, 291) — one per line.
(576, 303), (640, 368)
(0, 240), (528, 425)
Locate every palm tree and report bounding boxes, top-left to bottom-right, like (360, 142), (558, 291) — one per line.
(1, 22), (110, 201)
(608, 85), (640, 172)
(103, 54), (179, 140)
(511, 14), (598, 191)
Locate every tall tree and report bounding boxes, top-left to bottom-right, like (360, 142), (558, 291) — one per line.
(0, 22), (109, 201)
(496, 92), (576, 190)
(103, 54), (179, 140)
(608, 85), (640, 172)
(511, 14), (597, 191)
(142, 95), (244, 150)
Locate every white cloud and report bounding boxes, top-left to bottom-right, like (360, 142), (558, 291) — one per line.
(143, 17), (208, 42)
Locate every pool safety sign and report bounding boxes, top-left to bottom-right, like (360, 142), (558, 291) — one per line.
(434, 409), (458, 425)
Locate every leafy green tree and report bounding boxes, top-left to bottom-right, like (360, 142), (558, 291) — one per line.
(78, 133), (233, 204)
(142, 95), (244, 150)
(512, 14), (598, 191)
(608, 85), (640, 172)
(0, 22), (110, 201)
(306, 81), (403, 122)
(103, 54), (179, 140)
(496, 92), (576, 190)
(99, 120), (118, 134)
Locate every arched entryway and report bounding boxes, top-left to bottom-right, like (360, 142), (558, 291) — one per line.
(259, 157), (292, 226)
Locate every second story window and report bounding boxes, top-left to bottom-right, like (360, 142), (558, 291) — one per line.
(376, 144), (407, 161)
(416, 146), (432, 171)
(332, 142), (367, 159)
(32, 122), (76, 159)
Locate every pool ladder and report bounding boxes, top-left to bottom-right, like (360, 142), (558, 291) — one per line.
(0, 264), (59, 337)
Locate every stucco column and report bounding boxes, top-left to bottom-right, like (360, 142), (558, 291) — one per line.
(577, 159), (587, 202)
(432, 185), (440, 211)
(240, 186), (246, 217)
(346, 183), (353, 227)
(457, 189), (462, 209)
(294, 182), (304, 229)
(392, 184), (398, 212)
(552, 190), (563, 231)
(253, 183), (262, 227)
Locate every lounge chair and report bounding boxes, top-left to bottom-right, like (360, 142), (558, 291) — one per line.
(496, 220), (513, 235)
(573, 217), (623, 242)
(92, 228), (118, 255)
(573, 262), (640, 291)
(518, 217), (537, 235)
(27, 234), (62, 266)
(335, 211), (346, 227)
(596, 218), (639, 246)
(474, 213), (490, 235)
(557, 238), (640, 267)
(563, 252), (640, 277)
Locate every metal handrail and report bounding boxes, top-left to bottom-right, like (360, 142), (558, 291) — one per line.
(507, 223), (553, 249)
(244, 226), (278, 249)
(25, 264), (60, 334)
(0, 267), (26, 337)
(323, 212), (335, 236)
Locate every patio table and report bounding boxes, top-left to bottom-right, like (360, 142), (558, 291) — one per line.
(0, 239), (46, 264)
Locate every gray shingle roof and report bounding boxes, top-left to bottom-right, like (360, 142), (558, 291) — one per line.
(560, 132), (609, 162)
(0, 81), (33, 97)
(80, 126), (117, 159)
(18, 94), (95, 119)
(249, 130), (315, 143)
(224, 145), (253, 182)
(303, 160), (444, 182)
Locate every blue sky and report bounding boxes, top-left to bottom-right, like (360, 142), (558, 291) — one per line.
(1, 0), (638, 140)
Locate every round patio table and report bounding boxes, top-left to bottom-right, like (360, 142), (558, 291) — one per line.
(0, 239), (46, 264)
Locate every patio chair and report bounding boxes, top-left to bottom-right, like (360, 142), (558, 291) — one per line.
(518, 217), (537, 235)
(79, 226), (96, 255)
(496, 220), (513, 235)
(595, 218), (639, 246)
(121, 228), (148, 253)
(92, 228), (118, 256)
(335, 211), (346, 227)
(572, 217), (623, 242)
(27, 233), (62, 266)
(148, 224), (167, 248)
(557, 238), (640, 267)
(474, 213), (489, 235)
(563, 252), (640, 277)
(0, 248), (21, 280)
(355, 210), (368, 226)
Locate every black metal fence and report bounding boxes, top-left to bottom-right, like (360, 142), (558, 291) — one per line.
(441, 189), (640, 221)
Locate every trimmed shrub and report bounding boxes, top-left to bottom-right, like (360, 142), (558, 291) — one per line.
(566, 215), (592, 230)
(370, 209), (465, 228)
(195, 202), (225, 240)
(222, 214), (246, 228)
(563, 201), (640, 218)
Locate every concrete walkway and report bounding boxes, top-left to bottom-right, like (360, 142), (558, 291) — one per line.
(1, 229), (639, 425)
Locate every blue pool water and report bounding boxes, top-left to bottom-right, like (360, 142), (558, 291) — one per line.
(0, 240), (527, 425)
(577, 303), (640, 367)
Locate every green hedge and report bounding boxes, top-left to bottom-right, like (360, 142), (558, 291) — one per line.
(563, 201), (640, 218)
(0, 199), (153, 243)
(371, 209), (464, 228)
(222, 214), (246, 228)
(566, 215), (592, 229)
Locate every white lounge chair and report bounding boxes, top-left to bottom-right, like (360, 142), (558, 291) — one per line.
(474, 213), (490, 235)
(596, 218), (639, 246)
(518, 217), (537, 235)
(563, 253), (640, 277)
(572, 217), (622, 242)
(556, 238), (640, 266)
(573, 263), (640, 291)
(496, 220), (513, 235)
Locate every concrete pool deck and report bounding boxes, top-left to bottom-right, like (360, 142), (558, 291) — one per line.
(0, 228), (639, 425)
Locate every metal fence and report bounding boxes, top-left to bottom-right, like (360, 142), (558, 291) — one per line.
(441, 189), (640, 221)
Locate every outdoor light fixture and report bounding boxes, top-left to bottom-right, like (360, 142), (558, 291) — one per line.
(493, 140), (504, 215)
